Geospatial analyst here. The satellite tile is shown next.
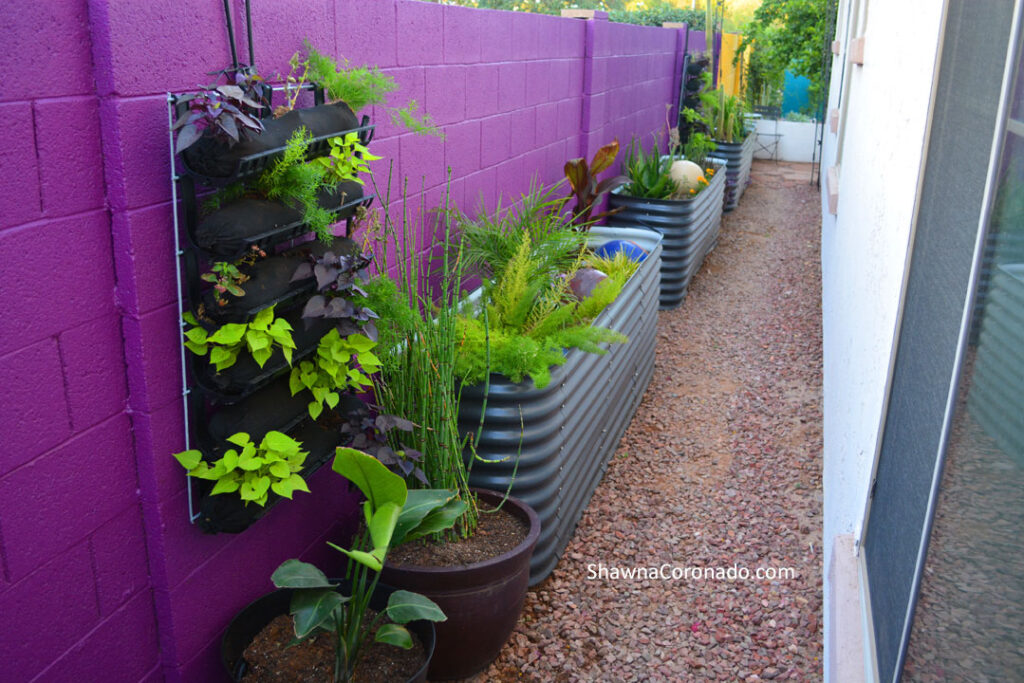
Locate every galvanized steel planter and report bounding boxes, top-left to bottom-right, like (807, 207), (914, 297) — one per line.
(607, 165), (726, 309)
(968, 263), (1024, 462)
(458, 227), (663, 584)
(711, 133), (755, 211)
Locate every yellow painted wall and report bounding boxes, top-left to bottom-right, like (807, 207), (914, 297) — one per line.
(718, 32), (745, 98)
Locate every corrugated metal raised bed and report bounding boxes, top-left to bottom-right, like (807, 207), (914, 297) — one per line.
(968, 263), (1024, 463)
(459, 227), (663, 585)
(711, 133), (756, 211)
(607, 164), (726, 309)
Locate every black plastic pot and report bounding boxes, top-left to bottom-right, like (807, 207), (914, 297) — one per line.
(608, 164), (726, 309)
(459, 228), (662, 584)
(222, 581), (435, 682)
(710, 133), (755, 211)
(194, 181), (366, 260)
(182, 101), (361, 184)
(380, 489), (540, 680)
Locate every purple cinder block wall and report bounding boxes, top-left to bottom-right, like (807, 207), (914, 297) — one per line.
(0, 1), (694, 680)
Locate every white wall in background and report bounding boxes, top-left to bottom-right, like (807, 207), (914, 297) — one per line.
(819, 1), (945, 680)
(752, 119), (819, 162)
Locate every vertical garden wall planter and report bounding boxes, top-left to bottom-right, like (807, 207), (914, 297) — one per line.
(968, 263), (1024, 462)
(169, 84), (376, 534)
(711, 133), (756, 211)
(458, 228), (663, 584)
(607, 164), (726, 309)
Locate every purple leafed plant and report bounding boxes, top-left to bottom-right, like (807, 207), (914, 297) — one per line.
(173, 72), (267, 154)
(293, 249), (379, 337)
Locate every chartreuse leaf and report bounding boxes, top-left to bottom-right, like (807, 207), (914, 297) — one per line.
(251, 346), (273, 368)
(208, 323), (247, 345)
(271, 477), (294, 498)
(272, 559), (336, 589)
(226, 433), (251, 447)
(289, 369), (304, 395)
(263, 431), (301, 454)
(347, 333), (376, 353)
(331, 545), (384, 572)
(375, 624), (413, 649)
(385, 590), (446, 624)
(173, 449), (203, 470)
(251, 306), (275, 330)
(367, 501), (401, 552)
(332, 447), (407, 511)
(211, 477), (241, 495)
(209, 345), (238, 371)
(288, 474), (310, 494)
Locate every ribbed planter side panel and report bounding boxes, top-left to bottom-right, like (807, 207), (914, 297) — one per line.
(608, 167), (726, 309)
(459, 228), (663, 584)
(968, 264), (1024, 462)
(712, 134), (756, 211)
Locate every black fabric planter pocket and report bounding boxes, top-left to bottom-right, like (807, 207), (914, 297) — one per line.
(200, 237), (359, 325)
(193, 313), (335, 400)
(204, 376), (310, 451)
(194, 181), (365, 260)
(181, 101), (360, 183)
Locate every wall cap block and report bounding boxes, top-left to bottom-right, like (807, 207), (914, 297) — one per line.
(832, 39), (841, 55)
(662, 22), (686, 29)
(849, 37), (866, 65)
(560, 9), (608, 20)
(829, 108), (840, 133)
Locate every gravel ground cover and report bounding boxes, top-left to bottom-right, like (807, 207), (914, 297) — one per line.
(468, 161), (824, 682)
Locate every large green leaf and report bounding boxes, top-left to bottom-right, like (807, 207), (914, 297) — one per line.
(272, 559), (335, 588)
(333, 546), (383, 572)
(210, 477), (241, 495)
(375, 623), (413, 649)
(368, 501), (401, 552)
(225, 432), (251, 447)
(385, 590), (446, 624)
(402, 497), (470, 544)
(332, 447), (407, 511)
(263, 431), (300, 454)
(290, 589), (347, 639)
(392, 490), (457, 546)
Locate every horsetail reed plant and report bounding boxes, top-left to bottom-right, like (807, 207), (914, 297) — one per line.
(363, 170), (479, 539)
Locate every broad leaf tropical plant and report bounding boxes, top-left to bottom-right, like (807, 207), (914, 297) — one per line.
(271, 447), (465, 682)
(564, 138), (630, 228)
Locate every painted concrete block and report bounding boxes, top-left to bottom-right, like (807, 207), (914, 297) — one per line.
(0, 102), (41, 229)
(122, 303), (185, 414)
(35, 97), (105, 217)
(0, 414), (136, 581)
(400, 130), (446, 190)
(534, 102), (560, 147)
(478, 10), (513, 64)
(444, 119), (482, 177)
(444, 4), (483, 65)
(511, 13), (544, 62)
(112, 203), (178, 317)
(0, 339), (71, 475)
(89, 507), (151, 616)
(0, 543), (99, 682)
(1, 0), (94, 100)
(525, 61), (551, 107)
(36, 590), (159, 683)
(462, 167), (497, 215)
(60, 313), (128, 431)
(465, 65), (500, 120)
(425, 65), (467, 126)
(142, 400), (188, 505)
(509, 107), (538, 155)
(497, 62), (527, 114)
(102, 96), (173, 211)
(338, 0), (398, 67)
(397, 0), (443, 67)
(249, 0), (333, 80)
(480, 114), (513, 167)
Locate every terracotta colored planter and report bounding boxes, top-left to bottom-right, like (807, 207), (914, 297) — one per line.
(380, 489), (541, 680)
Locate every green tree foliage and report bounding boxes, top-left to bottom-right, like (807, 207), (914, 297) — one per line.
(421, 0), (625, 15)
(609, 3), (705, 29)
(739, 0), (828, 112)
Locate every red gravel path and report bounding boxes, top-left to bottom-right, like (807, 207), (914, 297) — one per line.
(472, 161), (824, 682)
